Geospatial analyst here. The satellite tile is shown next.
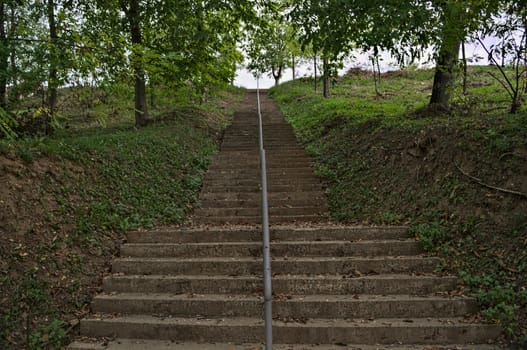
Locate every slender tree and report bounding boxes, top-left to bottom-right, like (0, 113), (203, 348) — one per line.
(246, 4), (291, 86)
(120, 0), (149, 127)
(0, 1), (7, 109)
(46, 0), (57, 121)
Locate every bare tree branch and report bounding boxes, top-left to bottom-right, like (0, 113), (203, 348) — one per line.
(478, 37), (516, 94)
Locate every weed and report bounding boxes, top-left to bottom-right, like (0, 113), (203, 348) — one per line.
(379, 212), (404, 224)
(15, 146), (35, 163)
(0, 140), (10, 155)
(466, 278), (527, 336)
(411, 222), (447, 251)
(29, 319), (66, 350)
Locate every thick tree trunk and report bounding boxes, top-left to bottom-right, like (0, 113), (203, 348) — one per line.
(430, 3), (463, 109)
(322, 57), (330, 98)
(430, 39), (461, 108)
(0, 3), (8, 109)
(46, 0), (57, 133)
(127, 0), (149, 127)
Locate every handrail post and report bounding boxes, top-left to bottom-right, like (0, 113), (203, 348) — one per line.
(257, 75), (273, 350)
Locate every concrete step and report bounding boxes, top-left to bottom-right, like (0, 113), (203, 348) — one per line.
(112, 256), (441, 275)
(207, 168), (319, 176)
(220, 146), (304, 151)
(207, 163), (313, 171)
(103, 274), (458, 295)
(198, 198), (326, 209)
(213, 150), (308, 157)
(212, 152), (309, 159)
(219, 143), (300, 149)
(210, 158), (310, 166)
(92, 293), (479, 319)
(192, 214), (327, 225)
(224, 129), (296, 134)
(126, 226), (411, 244)
(194, 207), (327, 217)
(120, 240), (424, 258)
(222, 135), (297, 140)
(201, 175), (322, 185)
(198, 191), (326, 202)
(202, 177), (320, 186)
(79, 316), (501, 344)
(68, 339), (502, 350)
(223, 134), (297, 139)
(209, 158), (312, 166)
(201, 183), (323, 193)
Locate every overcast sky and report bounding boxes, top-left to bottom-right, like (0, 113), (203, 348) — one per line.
(234, 38), (498, 89)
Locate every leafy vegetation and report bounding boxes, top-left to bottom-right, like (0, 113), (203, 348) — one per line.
(244, 0), (526, 110)
(0, 0), (256, 135)
(0, 85), (243, 349)
(271, 66), (527, 345)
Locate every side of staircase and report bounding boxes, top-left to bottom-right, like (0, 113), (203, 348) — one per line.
(69, 92), (502, 349)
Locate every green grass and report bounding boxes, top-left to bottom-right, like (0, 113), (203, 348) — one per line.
(271, 66), (527, 345)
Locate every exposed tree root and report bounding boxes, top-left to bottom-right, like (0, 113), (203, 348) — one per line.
(454, 161), (527, 199)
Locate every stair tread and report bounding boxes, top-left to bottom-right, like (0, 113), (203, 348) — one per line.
(82, 315), (495, 328)
(68, 340), (502, 350)
(115, 256), (436, 262)
(94, 293), (474, 302)
(123, 239), (420, 246)
(106, 273), (454, 280)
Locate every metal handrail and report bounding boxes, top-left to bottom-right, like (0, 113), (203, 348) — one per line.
(257, 76), (273, 350)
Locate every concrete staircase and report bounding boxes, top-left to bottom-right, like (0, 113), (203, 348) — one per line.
(194, 92), (328, 225)
(69, 92), (501, 349)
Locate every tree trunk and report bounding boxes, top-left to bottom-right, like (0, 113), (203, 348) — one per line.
(322, 57), (330, 98)
(272, 65), (282, 86)
(314, 55), (317, 92)
(524, 19), (527, 93)
(430, 38), (461, 109)
(0, 2), (8, 109)
(46, 0), (57, 133)
(8, 4), (17, 106)
(126, 0), (149, 127)
(292, 54), (295, 80)
(430, 2), (465, 109)
(461, 40), (467, 95)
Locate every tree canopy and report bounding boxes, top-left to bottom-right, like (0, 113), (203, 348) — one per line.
(0, 0), (525, 139)
(0, 0), (258, 135)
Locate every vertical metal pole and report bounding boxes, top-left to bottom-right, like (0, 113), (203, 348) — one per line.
(257, 75), (273, 350)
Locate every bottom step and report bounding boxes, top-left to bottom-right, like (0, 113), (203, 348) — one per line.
(80, 316), (501, 345)
(68, 339), (503, 350)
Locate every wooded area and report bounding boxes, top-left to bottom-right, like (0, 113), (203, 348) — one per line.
(247, 0), (526, 109)
(0, 0), (256, 135)
(0, 0), (525, 139)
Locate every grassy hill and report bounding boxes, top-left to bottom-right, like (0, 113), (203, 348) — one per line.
(0, 85), (244, 349)
(270, 66), (527, 347)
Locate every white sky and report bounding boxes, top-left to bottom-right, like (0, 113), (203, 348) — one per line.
(234, 38), (497, 89)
